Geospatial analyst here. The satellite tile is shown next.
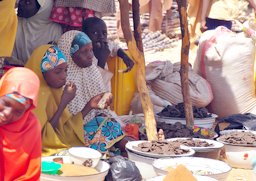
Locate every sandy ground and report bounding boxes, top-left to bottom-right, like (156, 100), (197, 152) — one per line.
(144, 39), (197, 66)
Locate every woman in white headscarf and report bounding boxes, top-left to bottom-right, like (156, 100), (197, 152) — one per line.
(12, 0), (62, 64)
(57, 30), (127, 155)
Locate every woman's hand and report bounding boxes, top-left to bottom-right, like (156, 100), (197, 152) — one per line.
(93, 42), (110, 69)
(50, 82), (76, 128)
(200, 20), (208, 33)
(81, 93), (112, 117)
(89, 93), (112, 109)
(60, 82), (76, 107)
(88, 93), (104, 109)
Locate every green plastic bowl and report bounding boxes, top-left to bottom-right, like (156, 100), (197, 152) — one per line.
(41, 161), (62, 175)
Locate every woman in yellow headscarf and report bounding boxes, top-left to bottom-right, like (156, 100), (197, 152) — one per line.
(25, 44), (85, 156)
(0, 0), (17, 57)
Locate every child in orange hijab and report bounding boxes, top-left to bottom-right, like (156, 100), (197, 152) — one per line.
(0, 67), (41, 181)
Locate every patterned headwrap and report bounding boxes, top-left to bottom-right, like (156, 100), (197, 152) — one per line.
(5, 92), (31, 110)
(40, 45), (67, 72)
(70, 32), (92, 57)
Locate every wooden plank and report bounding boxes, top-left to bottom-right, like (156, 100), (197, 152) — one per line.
(176, 0), (194, 128)
(119, 0), (157, 140)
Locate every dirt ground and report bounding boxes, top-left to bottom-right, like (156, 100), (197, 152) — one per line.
(144, 39), (197, 66)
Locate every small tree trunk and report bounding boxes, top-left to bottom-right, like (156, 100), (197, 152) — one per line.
(176, 0), (194, 128)
(132, 0), (144, 53)
(119, 0), (157, 140)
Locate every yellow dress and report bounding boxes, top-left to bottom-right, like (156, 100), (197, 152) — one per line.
(188, 0), (238, 44)
(25, 44), (85, 156)
(0, 0), (17, 57)
(208, 0), (238, 21)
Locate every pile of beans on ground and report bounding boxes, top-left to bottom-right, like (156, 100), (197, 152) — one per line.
(157, 103), (212, 118)
(173, 138), (213, 147)
(133, 140), (189, 155)
(218, 131), (256, 145)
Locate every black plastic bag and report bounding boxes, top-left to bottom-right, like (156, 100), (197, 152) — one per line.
(105, 156), (142, 181)
(215, 113), (256, 133)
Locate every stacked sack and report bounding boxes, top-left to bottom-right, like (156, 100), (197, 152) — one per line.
(130, 61), (213, 114)
(194, 26), (256, 118)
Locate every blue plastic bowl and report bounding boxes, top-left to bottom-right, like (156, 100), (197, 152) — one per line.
(41, 161), (62, 175)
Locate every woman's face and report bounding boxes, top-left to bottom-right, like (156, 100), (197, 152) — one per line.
(17, 0), (40, 18)
(0, 96), (26, 126)
(43, 63), (68, 88)
(72, 43), (94, 68)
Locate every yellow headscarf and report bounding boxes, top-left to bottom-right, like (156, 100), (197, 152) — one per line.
(26, 44), (85, 156)
(0, 0), (17, 57)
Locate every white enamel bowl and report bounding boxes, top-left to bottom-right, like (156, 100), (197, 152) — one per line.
(153, 157), (231, 181)
(146, 175), (218, 181)
(168, 138), (224, 159)
(125, 140), (195, 158)
(68, 147), (102, 168)
(217, 129), (256, 169)
(156, 114), (218, 129)
(40, 156), (109, 181)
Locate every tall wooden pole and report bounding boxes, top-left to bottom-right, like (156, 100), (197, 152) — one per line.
(119, 0), (157, 140)
(176, 0), (194, 128)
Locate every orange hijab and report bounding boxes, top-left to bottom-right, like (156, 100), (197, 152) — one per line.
(0, 68), (41, 181)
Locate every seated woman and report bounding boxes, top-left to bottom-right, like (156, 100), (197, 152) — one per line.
(0, 67), (41, 180)
(26, 45), (105, 156)
(58, 31), (128, 155)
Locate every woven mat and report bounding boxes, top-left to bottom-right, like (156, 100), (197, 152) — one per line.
(226, 169), (253, 181)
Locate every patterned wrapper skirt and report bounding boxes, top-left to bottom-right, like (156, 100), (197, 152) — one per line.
(84, 116), (125, 155)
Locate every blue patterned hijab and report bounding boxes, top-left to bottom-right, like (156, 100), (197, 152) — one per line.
(40, 45), (67, 72)
(70, 32), (92, 57)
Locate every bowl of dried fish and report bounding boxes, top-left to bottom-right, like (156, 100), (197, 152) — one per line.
(217, 129), (256, 169)
(125, 140), (195, 158)
(157, 103), (217, 129)
(169, 138), (224, 159)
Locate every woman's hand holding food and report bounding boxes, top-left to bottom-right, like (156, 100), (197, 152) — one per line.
(60, 82), (76, 107)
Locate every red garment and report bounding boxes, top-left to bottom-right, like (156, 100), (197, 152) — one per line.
(50, 7), (95, 32)
(0, 68), (41, 181)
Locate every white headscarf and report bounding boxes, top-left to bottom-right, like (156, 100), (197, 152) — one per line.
(57, 30), (113, 124)
(13, 0), (62, 64)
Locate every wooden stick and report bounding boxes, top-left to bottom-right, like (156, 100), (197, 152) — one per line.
(132, 0), (144, 53)
(176, 0), (194, 128)
(119, 0), (157, 140)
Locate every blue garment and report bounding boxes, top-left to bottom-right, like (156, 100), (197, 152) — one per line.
(84, 116), (124, 154)
(206, 17), (232, 30)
